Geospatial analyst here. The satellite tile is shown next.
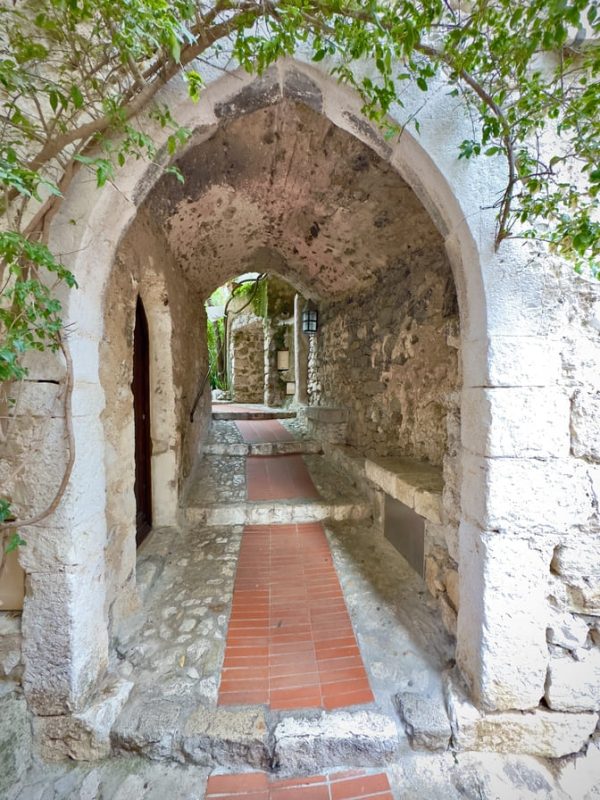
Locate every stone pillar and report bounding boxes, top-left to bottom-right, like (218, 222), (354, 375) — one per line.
(18, 339), (109, 716)
(293, 294), (308, 406)
(456, 333), (587, 711)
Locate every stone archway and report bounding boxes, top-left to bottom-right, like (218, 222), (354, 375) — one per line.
(16, 58), (593, 750)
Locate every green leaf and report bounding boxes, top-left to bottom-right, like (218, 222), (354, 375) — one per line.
(70, 85), (84, 109)
(5, 532), (26, 554)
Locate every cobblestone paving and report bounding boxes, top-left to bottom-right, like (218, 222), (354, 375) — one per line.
(114, 525), (242, 711)
(185, 456), (247, 506)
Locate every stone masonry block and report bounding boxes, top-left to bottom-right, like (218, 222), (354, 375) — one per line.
(456, 523), (552, 711)
(461, 454), (594, 534)
(462, 387), (570, 458)
(34, 678), (133, 760)
(545, 649), (600, 712)
(571, 390), (600, 461)
(447, 678), (598, 758)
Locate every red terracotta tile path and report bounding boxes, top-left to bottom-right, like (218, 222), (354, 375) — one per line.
(246, 455), (320, 501)
(218, 523), (374, 710)
(236, 419), (296, 444)
(206, 770), (393, 800)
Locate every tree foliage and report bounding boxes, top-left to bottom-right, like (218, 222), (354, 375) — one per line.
(0, 0), (599, 532)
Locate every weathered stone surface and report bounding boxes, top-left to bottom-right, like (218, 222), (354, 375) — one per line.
(230, 312), (265, 403)
(545, 649), (600, 712)
(272, 710), (400, 774)
(283, 68), (323, 112)
(447, 681), (598, 757)
(547, 611), (590, 650)
(0, 613), (23, 680)
(457, 524), (552, 711)
(461, 387), (570, 458)
(396, 691), (452, 751)
(10, 756), (209, 800)
(0, 691), (32, 797)
(571, 389), (600, 461)
(462, 454), (595, 534)
(35, 678), (133, 760)
(182, 707), (269, 767)
(557, 733), (600, 800)
(214, 69), (280, 119)
(112, 692), (191, 761)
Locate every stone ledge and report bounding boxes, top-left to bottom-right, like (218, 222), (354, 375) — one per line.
(184, 499), (371, 527)
(204, 440), (322, 457)
(365, 456), (444, 524)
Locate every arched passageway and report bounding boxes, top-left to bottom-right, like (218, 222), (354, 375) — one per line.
(6, 60), (598, 766)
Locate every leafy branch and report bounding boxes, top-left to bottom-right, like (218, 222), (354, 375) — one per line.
(1, 0), (599, 543)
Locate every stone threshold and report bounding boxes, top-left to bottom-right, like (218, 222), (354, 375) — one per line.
(212, 410), (297, 421)
(111, 703), (401, 774)
(184, 498), (371, 527)
(204, 440), (322, 457)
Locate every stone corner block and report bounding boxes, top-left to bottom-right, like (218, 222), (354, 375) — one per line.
(272, 710), (399, 775)
(34, 678), (133, 761)
(446, 679), (597, 758)
(395, 690), (452, 751)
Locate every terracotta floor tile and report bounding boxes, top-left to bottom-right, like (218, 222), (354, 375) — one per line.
(206, 773), (269, 794)
(329, 773), (391, 800)
(236, 420), (296, 444)
(205, 772), (391, 800)
(246, 456), (320, 501)
(218, 522), (372, 711)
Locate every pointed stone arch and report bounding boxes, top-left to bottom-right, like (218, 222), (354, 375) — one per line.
(19, 58), (578, 727)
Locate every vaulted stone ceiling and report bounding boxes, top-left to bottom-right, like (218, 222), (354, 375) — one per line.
(142, 100), (448, 300)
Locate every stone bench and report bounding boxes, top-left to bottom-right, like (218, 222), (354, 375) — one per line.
(364, 456), (444, 525)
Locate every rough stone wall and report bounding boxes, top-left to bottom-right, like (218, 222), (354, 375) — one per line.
(101, 211), (207, 628)
(230, 314), (264, 403)
(310, 247), (459, 467)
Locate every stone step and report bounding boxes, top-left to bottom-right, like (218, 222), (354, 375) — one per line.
(184, 497), (371, 527)
(203, 440), (322, 457)
(212, 409), (297, 421)
(111, 701), (402, 773)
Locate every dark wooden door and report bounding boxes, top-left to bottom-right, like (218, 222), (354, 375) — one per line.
(132, 296), (152, 546)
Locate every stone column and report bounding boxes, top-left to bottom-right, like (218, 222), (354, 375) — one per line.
(294, 294), (308, 406)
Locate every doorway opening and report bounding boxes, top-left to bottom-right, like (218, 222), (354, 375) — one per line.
(132, 296), (152, 546)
